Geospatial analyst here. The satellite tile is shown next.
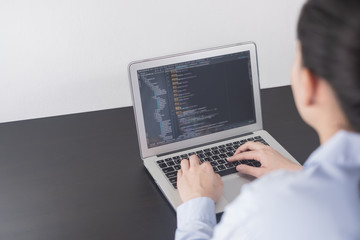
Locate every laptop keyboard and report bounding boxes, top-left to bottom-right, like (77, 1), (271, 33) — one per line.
(156, 136), (268, 189)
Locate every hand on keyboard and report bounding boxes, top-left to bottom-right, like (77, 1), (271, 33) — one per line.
(177, 155), (224, 203)
(227, 141), (303, 178)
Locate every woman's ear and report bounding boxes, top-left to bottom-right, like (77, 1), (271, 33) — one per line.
(301, 68), (319, 106)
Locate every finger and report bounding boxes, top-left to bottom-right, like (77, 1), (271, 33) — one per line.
(227, 151), (261, 162)
(180, 159), (190, 172)
(201, 161), (214, 172)
(233, 141), (265, 156)
(177, 169), (183, 179)
(216, 174), (224, 186)
(189, 155), (201, 168)
(236, 164), (264, 178)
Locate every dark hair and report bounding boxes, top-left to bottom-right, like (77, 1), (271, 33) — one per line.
(297, 0), (360, 131)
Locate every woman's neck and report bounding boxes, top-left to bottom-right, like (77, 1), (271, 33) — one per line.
(317, 123), (352, 144)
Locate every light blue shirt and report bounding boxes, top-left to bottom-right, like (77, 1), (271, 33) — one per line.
(175, 130), (360, 240)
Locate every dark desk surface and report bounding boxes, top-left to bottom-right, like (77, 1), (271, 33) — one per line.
(0, 86), (319, 240)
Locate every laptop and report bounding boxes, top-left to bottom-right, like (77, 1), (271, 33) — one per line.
(128, 42), (299, 213)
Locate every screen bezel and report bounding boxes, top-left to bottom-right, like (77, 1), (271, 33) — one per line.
(128, 42), (263, 159)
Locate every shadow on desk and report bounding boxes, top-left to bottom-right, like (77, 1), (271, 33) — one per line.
(0, 86), (318, 240)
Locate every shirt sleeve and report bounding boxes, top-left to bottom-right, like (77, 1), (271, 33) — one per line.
(175, 197), (216, 240)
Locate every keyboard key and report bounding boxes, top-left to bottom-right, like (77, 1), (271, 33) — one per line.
(205, 152), (213, 157)
(172, 156), (180, 160)
(211, 146), (218, 150)
(212, 155), (220, 161)
(225, 162), (234, 168)
(219, 148), (226, 153)
(174, 165), (181, 170)
(188, 152), (195, 156)
(218, 145), (225, 148)
(174, 159), (181, 164)
(212, 150), (220, 155)
(213, 166), (218, 172)
(226, 152), (234, 157)
(159, 163), (167, 168)
(233, 141), (240, 144)
(210, 161), (218, 166)
(165, 158), (172, 162)
(204, 157), (211, 162)
(226, 146), (234, 151)
(166, 172), (177, 178)
(169, 177), (177, 183)
(218, 165), (226, 171)
(156, 160), (164, 164)
(254, 161), (261, 167)
(180, 154), (188, 159)
(219, 153), (227, 158)
(254, 136), (262, 139)
(239, 160), (249, 165)
(167, 161), (175, 166)
(226, 143), (233, 146)
(240, 140), (247, 144)
(198, 153), (205, 158)
(247, 137), (254, 141)
(196, 150), (203, 154)
(246, 160), (257, 167)
(162, 167), (175, 173)
(248, 160), (261, 167)
(217, 167), (237, 177)
(238, 160), (261, 167)
(172, 183), (177, 189)
(217, 159), (226, 164)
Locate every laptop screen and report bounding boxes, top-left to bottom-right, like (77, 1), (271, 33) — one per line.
(137, 51), (256, 149)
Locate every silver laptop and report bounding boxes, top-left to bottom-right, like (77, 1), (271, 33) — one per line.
(128, 42), (299, 213)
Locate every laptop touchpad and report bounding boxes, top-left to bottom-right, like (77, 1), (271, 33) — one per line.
(222, 174), (255, 202)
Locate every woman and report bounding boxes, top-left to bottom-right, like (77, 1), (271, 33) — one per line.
(175, 0), (360, 239)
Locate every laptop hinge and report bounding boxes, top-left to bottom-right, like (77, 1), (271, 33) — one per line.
(157, 132), (253, 157)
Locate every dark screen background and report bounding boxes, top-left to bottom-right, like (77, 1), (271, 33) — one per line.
(138, 51), (256, 148)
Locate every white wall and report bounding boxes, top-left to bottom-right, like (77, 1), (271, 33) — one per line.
(0, 0), (305, 123)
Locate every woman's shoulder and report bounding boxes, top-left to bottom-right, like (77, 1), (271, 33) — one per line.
(220, 168), (360, 239)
